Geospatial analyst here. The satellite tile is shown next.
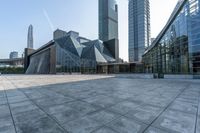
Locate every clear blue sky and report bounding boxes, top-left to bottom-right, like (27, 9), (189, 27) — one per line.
(0, 0), (178, 61)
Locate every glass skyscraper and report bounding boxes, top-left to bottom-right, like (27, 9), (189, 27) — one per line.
(143, 0), (200, 77)
(99, 0), (118, 42)
(129, 0), (151, 62)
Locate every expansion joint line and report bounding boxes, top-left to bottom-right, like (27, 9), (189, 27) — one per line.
(4, 77), (69, 133)
(142, 84), (190, 133)
(2, 76), (18, 133)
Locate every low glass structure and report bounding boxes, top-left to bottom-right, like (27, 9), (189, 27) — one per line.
(143, 0), (200, 76)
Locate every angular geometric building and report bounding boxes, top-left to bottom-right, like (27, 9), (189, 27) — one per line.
(143, 0), (200, 78)
(99, 0), (119, 42)
(129, 0), (151, 62)
(25, 29), (118, 74)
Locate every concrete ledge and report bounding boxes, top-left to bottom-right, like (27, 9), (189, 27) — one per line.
(113, 74), (154, 79)
(112, 74), (198, 79)
(193, 75), (200, 79)
(164, 74), (193, 79)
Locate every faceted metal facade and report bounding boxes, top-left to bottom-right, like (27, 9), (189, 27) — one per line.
(129, 0), (151, 62)
(143, 0), (200, 76)
(99, 0), (118, 42)
(55, 36), (116, 73)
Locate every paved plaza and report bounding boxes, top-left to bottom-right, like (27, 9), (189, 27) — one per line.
(0, 75), (200, 133)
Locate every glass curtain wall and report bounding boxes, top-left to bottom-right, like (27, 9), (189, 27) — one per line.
(143, 0), (200, 75)
(188, 0), (200, 75)
(56, 44), (97, 74)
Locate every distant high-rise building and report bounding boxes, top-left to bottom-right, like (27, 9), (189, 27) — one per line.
(99, 0), (118, 42)
(27, 25), (33, 49)
(129, 0), (151, 62)
(9, 51), (18, 59)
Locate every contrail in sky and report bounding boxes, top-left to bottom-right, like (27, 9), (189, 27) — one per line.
(43, 9), (55, 32)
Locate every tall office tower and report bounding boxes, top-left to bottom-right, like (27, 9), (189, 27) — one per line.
(27, 25), (33, 49)
(129, 0), (151, 62)
(99, 0), (118, 42)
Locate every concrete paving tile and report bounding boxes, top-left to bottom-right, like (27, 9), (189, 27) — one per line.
(37, 89), (62, 97)
(83, 95), (122, 109)
(28, 94), (48, 100)
(169, 100), (198, 114)
(107, 116), (148, 133)
(144, 126), (172, 133)
(0, 97), (7, 105)
(176, 97), (199, 105)
(0, 116), (14, 129)
(133, 95), (153, 103)
(13, 109), (47, 125)
(125, 109), (158, 124)
(179, 92), (199, 99)
(106, 92), (135, 100)
(0, 92), (5, 98)
(147, 98), (170, 108)
(15, 117), (65, 133)
(51, 107), (82, 124)
(22, 90), (47, 100)
(68, 91), (101, 99)
(92, 127), (118, 133)
(67, 101), (99, 115)
(34, 96), (74, 107)
(0, 109), (15, 133)
(137, 104), (163, 115)
(34, 98), (57, 107)
(0, 125), (16, 133)
(196, 116), (200, 133)
(39, 89), (74, 100)
(53, 87), (83, 95)
(62, 116), (102, 133)
(51, 96), (75, 104)
(43, 103), (74, 115)
(9, 100), (33, 108)
(10, 101), (38, 115)
(153, 109), (196, 133)
(108, 100), (141, 115)
(6, 90), (24, 97)
(180, 92), (199, 98)
(0, 105), (10, 118)
(124, 104), (163, 124)
(198, 101), (200, 116)
(87, 110), (120, 125)
(7, 95), (28, 104)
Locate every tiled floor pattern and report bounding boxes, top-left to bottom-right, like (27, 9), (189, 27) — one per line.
(0, 75), (199, 133)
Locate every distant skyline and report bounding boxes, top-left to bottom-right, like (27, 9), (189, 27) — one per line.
(0, 0), (178, 61)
